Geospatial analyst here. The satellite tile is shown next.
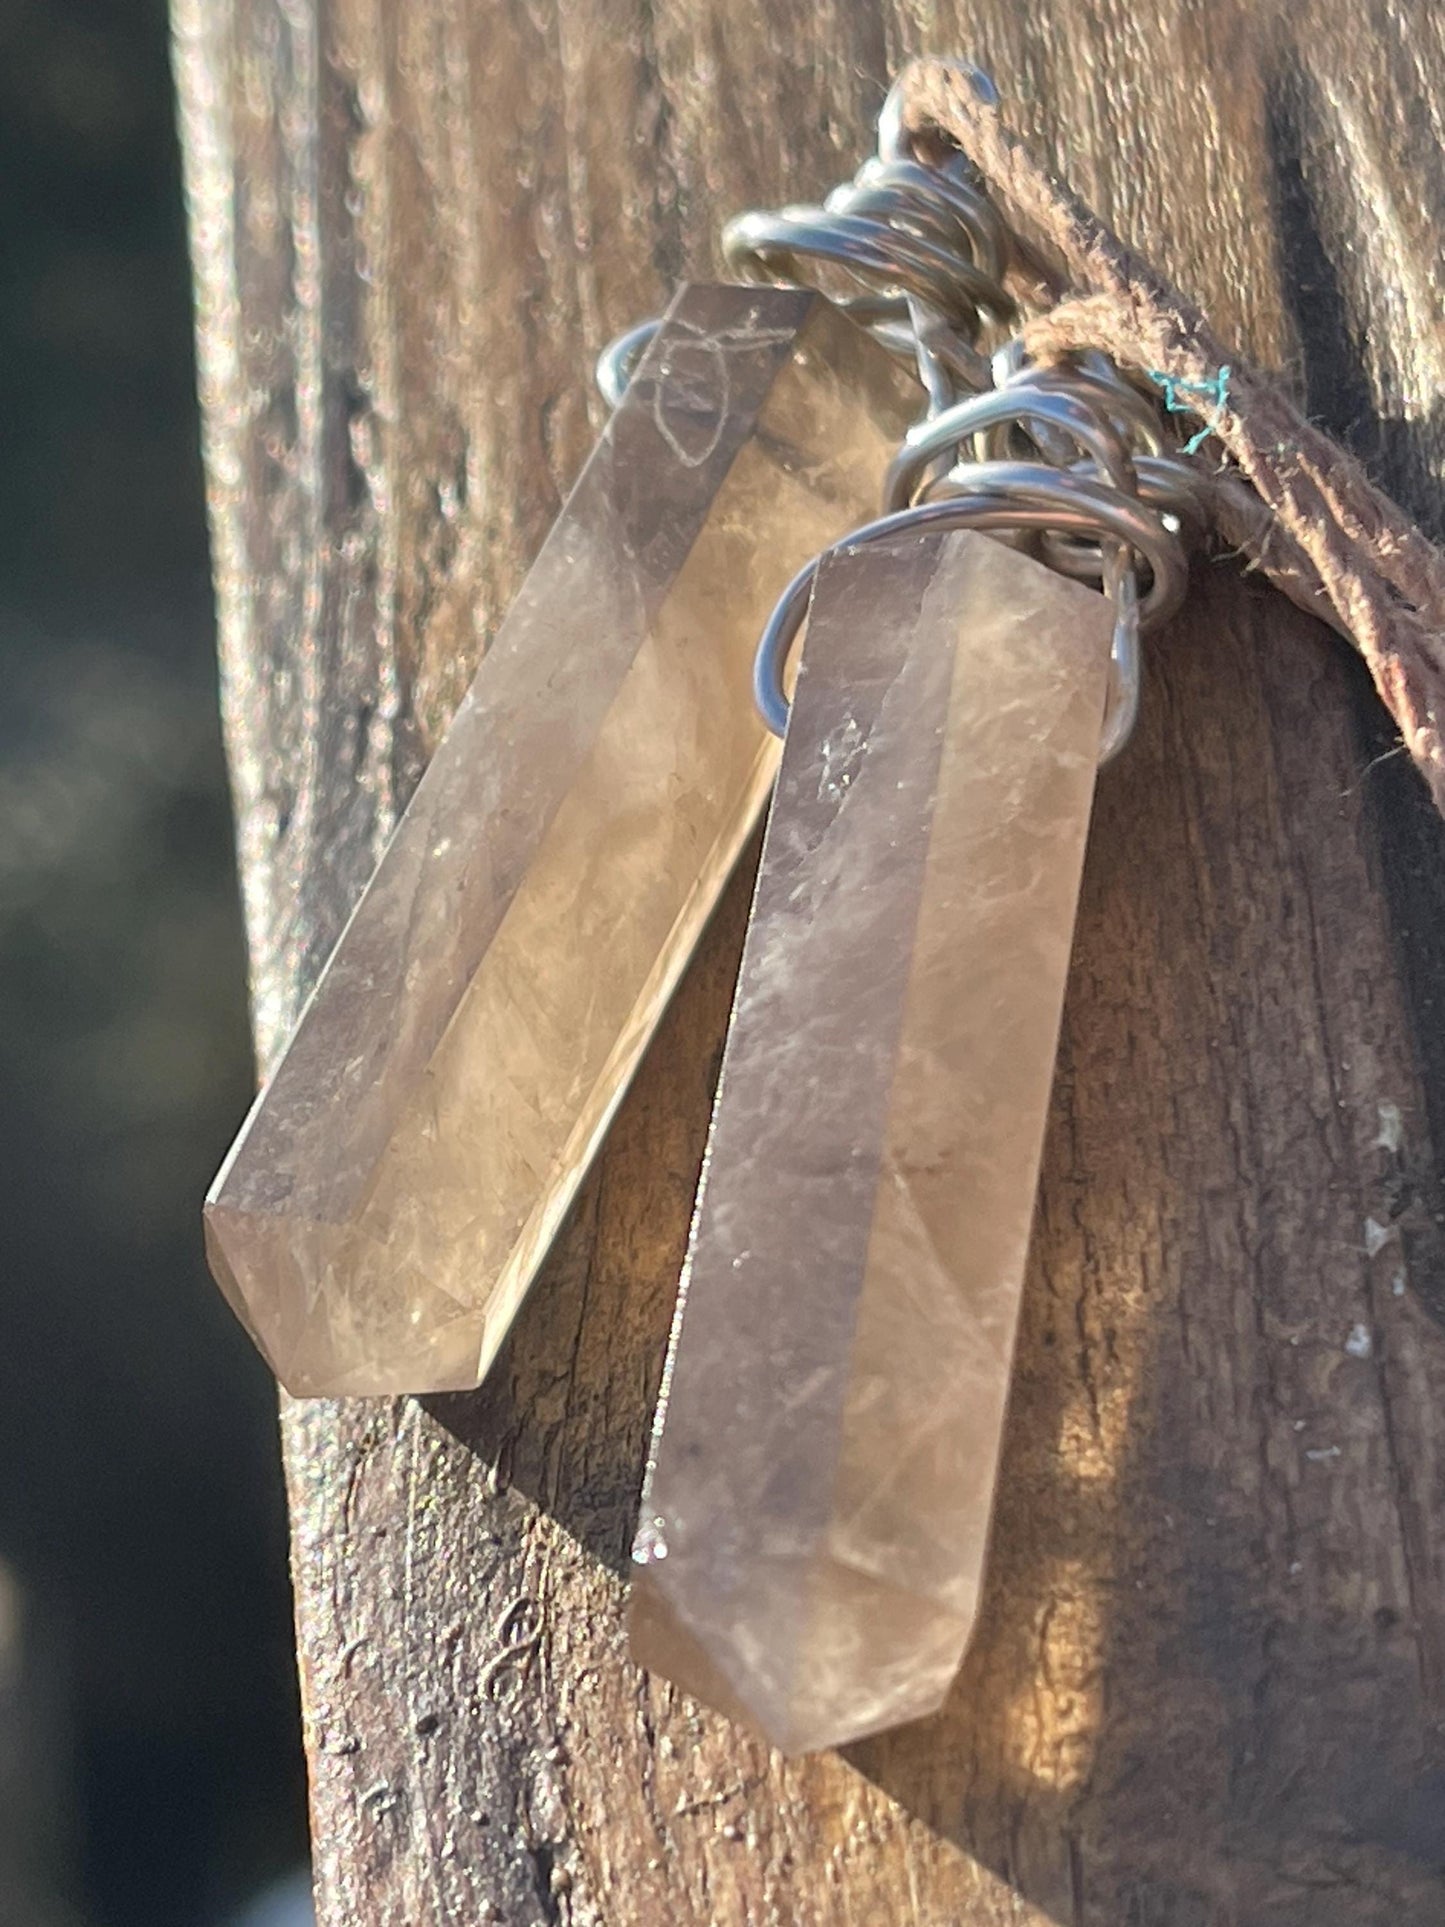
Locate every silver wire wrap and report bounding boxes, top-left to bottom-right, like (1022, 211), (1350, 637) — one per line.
(598, 67), (1202, 763)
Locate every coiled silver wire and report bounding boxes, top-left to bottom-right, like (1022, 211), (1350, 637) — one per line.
(600, 66), (1203, 762)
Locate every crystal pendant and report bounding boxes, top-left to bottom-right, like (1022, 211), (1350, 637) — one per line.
(205, 284), (918, 1396)
(631, 530), (1114, 1753)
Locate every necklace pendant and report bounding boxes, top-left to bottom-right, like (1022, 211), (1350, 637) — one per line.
(632, 530), (1114, 1752)
(205, 284), (917, 1397)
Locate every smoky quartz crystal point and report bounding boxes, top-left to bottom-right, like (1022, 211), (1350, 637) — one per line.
(205, 283), (918, 1396)
(631, 531), (1114, 1753)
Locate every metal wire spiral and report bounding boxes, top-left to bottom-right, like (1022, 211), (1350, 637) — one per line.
(599, 65), (1204, 763)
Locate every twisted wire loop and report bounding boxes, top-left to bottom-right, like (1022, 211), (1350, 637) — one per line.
(599, 65), (1204, 762)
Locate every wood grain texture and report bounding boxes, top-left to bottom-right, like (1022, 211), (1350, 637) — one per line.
(171, 2), (1445, 1920)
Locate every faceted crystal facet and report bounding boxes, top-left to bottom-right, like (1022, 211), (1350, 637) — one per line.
(205, 285), (919, 1396)
(631, 531), (1113, 1754)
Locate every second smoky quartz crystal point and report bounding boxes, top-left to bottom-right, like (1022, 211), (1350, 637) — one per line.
(632, 531), (1115, 1753)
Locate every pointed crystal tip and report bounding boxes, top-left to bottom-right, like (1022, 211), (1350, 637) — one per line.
(631, 1543), (973, 1755)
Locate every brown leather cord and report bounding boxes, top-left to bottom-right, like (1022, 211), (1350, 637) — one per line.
(902, 59), (1445, 816)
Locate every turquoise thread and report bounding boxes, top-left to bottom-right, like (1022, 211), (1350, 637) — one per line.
(1147, 364), (1231, 455)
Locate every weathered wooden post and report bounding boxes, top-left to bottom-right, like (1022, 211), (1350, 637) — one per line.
(173, 5), (1445, 1920)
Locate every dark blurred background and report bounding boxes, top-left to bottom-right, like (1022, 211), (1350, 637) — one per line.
(0, 0), (309, 1921)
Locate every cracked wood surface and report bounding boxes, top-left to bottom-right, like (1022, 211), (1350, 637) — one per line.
(173, 3), (1445, 1921)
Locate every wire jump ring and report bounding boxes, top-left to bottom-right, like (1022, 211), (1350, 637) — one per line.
(752, 479), (1182, 743)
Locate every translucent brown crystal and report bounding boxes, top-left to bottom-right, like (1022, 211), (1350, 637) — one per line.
(205, 284), (919, 1396)
(631, 531), (1113, 1753)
